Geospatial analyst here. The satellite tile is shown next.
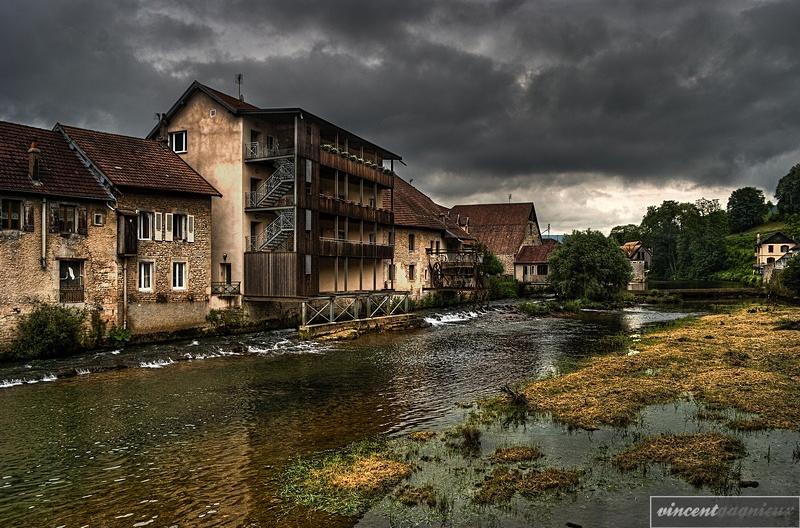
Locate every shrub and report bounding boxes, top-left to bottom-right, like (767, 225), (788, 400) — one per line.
(107, 325), (132, 347)
(776, 256), (800, 297)
(11, 304), (86, 359)
(488, 276), (519, 300)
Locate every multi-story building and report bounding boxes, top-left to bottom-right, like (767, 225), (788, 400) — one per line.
(755, 232), (797, 283)
(149, 81), (400, 314)
(449, 202), (542, 275)
(389, 177), (478, 299)
(0, 119), (219, 347)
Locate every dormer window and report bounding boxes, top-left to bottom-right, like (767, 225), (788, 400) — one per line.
(169, 131), (187, 153)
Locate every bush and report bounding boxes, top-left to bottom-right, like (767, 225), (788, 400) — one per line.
(777, 257), (800, 297)
(11, 304), (86, 359)
(488, 276), (519, 300)
(107, 325), (132, 347)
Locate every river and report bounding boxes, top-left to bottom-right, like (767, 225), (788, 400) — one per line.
(1, 304), (790, 527)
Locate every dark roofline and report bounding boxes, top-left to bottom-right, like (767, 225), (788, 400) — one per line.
(58, 122), (221, 198)
(147, 81), (403, 160)
(760, 231), (797, 245)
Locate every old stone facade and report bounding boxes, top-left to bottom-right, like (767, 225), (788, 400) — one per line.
(393, 227), (446, 299)
(0, 194), (118, 344)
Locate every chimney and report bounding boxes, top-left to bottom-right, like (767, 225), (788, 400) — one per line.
(156, 113), (169, 146)
(28, 140), (41, 182)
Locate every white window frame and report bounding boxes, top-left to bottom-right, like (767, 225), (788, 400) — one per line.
(138, 261), (154, 292)
(169, 131), (187, 153)
(138, 211), (153, 240)
(172, 213), (188, 241)
(172, 260), (187, 290)
(92, 212), (104, 226)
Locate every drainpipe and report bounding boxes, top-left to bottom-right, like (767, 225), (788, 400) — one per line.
(40, 198), (47, 269)
(122, 257), (128, 329)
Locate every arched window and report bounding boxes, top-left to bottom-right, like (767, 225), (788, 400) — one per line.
(780, 245), (789, 253)
(767, 257), (775, 264)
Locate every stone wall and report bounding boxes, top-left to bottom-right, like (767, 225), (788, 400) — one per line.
(392, 227), (446, 299)
(0, 194), (119, 346)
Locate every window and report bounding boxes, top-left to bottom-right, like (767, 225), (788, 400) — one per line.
(173, 213), (187, 241)
(408, 233), (415, 251)
(93, 212), (104, 226)
(368, 232), (376, 244)
(305, 254), (312, 275)
(767, 257), (775, 264)
(138, 261), (153, 291)
(220, 263), (232, 284)
(780, 245), (790, 253)
(537, 264), (549, 275)
(435, 240), (440, 252)
(169, 131), (187, 153)
(0, 199), (22, 230)
(138, 211), (153, 240)
(172, 261), (187, 290)
(409, 264), (416, 281)
(59, 260), (84, 303)
(60, 205), (77, 234)
(768, 245), (774, 252)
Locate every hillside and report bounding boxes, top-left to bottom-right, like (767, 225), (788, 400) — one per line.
(712, 221), (786, 285)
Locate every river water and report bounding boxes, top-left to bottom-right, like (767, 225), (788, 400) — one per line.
(0, 305), (793, 527)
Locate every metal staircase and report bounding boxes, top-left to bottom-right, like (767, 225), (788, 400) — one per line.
(251, 209), (294, 251)
(249, 159), (295, 208)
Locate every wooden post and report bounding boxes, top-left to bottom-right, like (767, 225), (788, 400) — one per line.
(329, 296), (335, 322)
(301, 301), (307, 326)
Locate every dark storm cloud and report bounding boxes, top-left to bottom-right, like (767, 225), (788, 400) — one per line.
(1, 0), (798, 225)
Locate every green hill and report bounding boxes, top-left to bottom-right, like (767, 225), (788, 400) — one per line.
(712, 221), (786, 285)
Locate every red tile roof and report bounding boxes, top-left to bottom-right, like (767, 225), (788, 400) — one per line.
(450, 203), (537, 255)
(516, 243), (559, 263)
(59, 125), (221, 197)
(620, 241), (643, 259)
(385, 177), (472, 239)
(0, 121), (112, 201)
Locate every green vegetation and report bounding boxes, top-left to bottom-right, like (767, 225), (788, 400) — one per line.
(778, 255), (800, 297)
(107, 325), (132, 347)
(548, 229), (632, 300)
(614, 433), (745, 488)
(726, 187), (768, 233)
(608, 224), (642, 245)
(712, 221), (785, 285)
(9, 304), (87, 359)
(491, 446), (543, 463)
(776, 165), (800, 216)
(487, 276), (519, 300)
(477, 243), (505, 276)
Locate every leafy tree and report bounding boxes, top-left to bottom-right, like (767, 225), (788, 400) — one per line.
(608, 224), (642, 245)
(475, 243), (504, 276)
(778, 256), (800, 297)
(676, 199), (728, 279)
(639, 200), (690, 279)
(776, 165), (800, 216)
(11, 304), (86, 359)
(726, 187), (767, 233)
(548, 229), (632, 300)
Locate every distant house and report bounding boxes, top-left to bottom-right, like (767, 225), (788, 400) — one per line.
(449, 202), (542, 275)
(755, 232), (797, 282)
(514, 239), (559, 285)
(388, 177), (478, 299)
(620, 240), (652, 290)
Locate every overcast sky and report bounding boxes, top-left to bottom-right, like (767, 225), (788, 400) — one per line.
(2, 0), (797, 233)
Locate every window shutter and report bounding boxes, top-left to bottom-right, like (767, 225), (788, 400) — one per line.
(153, 212), (163, 241)
(164, 213), (173, 241)
(49, 202), (60, 233)
(23, 202), (35, 232)
(187, 215), (195, 243)
(77, 207), (88, 235)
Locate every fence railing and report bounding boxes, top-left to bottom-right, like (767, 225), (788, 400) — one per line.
(245, 142), (294, 160)
(300, 291), (411, 326)
(211, 282), (241, 296)
(59, 287), (85, 304)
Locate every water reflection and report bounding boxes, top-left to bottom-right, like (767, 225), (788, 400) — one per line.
(0, 306), (693, 527)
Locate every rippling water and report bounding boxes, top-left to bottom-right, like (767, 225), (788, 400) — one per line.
(0, 305), (694, 527)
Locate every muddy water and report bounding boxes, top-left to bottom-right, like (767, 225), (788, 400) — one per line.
(0, 305), (771, 527)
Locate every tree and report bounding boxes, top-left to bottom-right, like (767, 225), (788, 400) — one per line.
(776, 165), (800, 216)
(548, 229), (632, 301)
(608, 224), (642, 245)
(639, 200), (691, 280)
(676, 198), (728, 279)
(726, 187), (767, 233)
(778, 256), (800, 297)
(475, 243), (504, 276)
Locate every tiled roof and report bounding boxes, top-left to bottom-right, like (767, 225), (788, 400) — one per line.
(386, 177), (472, 239)
(516, 243), (559, 263)
(450, 203), (536, 255)
(620, 241), (643, 259)
(198, 82), (260, 112)
(60, 125), (221, 197)
(0, 120), (112, 201)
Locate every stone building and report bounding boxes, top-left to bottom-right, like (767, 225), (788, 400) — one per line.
(0, 119), (220, 347)
(620, 240), (652, 290)
(148, 81), (400, 315)
(754, 232), (797, 283)
(388, 177), (477, 299)
(449, 202), (542, 275)
(514, 239), (559, 285)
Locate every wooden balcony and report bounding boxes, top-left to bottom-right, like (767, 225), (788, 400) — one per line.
(319, 149), (394, 187)
(318, 238), (393, 259)
(318, 194), (393, 224)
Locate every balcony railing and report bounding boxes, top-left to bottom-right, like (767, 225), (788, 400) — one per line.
(245, 142), (295, 161)
(425, 248), (483, 263)
(319, 237), (393, 259)
(211, 281), (241, 296)
(59, 287), (85, 304)
(318, 194), (393, 224)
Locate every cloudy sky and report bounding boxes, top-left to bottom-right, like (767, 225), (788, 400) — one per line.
(2, 0), (798, 232)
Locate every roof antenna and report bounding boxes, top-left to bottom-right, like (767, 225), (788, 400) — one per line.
(235, 73), (243, 101)
(508, 193), (512, 203)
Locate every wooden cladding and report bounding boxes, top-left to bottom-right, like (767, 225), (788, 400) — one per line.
(319, 150), (393, 187)
(318, 194), (393, 224)
(244, 251), (298, 297)
(318, 239), (393, 259)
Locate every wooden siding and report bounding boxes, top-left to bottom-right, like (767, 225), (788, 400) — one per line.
(244, 251), (299, 297)
(318, 239), (393, 259)
(318, 194), (393, 225)
(319, 150), (394, 187)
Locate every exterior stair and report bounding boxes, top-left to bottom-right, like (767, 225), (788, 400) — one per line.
(252, 209), (294, 251)
(249, 159), (295, 208)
